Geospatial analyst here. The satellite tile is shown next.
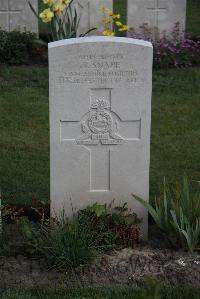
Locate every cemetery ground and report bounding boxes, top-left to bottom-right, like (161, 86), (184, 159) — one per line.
(0, 65), (200, 295)
(0, 66), (199, 205)
(0, 1), (200, 298)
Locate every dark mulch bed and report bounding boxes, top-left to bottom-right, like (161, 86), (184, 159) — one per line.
(0, 246), (199, 289)
(73, 247), (200, 288)
(0, 224), (199, 289)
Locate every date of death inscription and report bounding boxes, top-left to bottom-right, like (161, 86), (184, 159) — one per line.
(56, 53), (144, 85)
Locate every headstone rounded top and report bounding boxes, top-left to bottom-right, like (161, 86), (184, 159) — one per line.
(49, 28), (153, 240)
(48, 36), (152, 49)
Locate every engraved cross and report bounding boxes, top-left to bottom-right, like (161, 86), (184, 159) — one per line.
(76, 0), (91, 32)
(0, 0), (21, 31)
(146, 0), (167, 28)
(60, 89), (141, 192)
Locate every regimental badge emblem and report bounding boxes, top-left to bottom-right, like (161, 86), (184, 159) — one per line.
(76, 99), (124, 145)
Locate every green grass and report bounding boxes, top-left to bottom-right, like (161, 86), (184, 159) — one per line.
(186, 0), (200, 36)
(150, 67), (200, 196)
(0, 1), (199, 205)
(0, 67), (199, 205)
(1, 287), (200, 299)
(0, 67), (49, 205)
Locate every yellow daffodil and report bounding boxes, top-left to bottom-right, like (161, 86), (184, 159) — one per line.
(62, 0), (70, 6)
(103, 30), (115, 36)
(118, 25), (129, 32)
(115, 21), (122, 27)
(108, 10), (114, 16)
(100, 7), (128, 36)
(43, 0), (54, 5)
(100, 7), (110, 11)
(102, 18), (113, 25)
(54, 3), (65, 16)
(39, 8), (54, 23)
(113, 14), (121, 19)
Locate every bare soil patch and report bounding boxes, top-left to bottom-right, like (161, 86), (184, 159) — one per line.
(0, 235), (199, 289)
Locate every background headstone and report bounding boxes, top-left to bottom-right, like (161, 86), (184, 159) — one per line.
(0, 0), (38, 33)
(49, 37), (153, 239)
(73, 0), (113, 36)
(127, 0), (187, 35)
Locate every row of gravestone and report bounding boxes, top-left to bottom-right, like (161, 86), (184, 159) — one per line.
(0, 0), (187, 36)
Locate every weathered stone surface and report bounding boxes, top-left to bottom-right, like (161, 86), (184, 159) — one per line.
(48, 37), (153, 238)
(127, 0), (187, 35)
(72, 0), (113, 36)
(0, 0), (38, 33)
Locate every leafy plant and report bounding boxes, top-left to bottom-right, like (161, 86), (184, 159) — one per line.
(132, 177), (200, 251)
(128, 22), (200, 69)
(1, 199), (50, 224)
(100, 7), (128, 36)
(21, 202), (142, 271)
(88, 203), (106, 217)
(81, 202), (141, 249)
(30, 0), (96, 42)
(77, 205), (117, 251)
(21, 216), (97, 270)
(109, 203), (142, 248)
(111, 203), (141, 227)
(0, 30), (43, 65)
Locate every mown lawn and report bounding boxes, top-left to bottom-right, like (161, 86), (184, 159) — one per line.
(186, 0), (200, 36)
(1, 287), (200, 299)
(0, 67), (49, 205)
(0, 67), (199, 205)
(0, 0), (199, 205)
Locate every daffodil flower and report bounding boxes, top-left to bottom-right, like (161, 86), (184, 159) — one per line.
(115, 21), (122, 27)
(43, 0), (54, 6)
(39, 8), (54, 23)
(103, 30), (115, 36)
(54, 3), (65, 16)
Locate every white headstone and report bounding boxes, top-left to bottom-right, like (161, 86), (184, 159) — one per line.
(0, 0), (38, 33)
(72, 0), (113, 36)
(49, 37), (153, 239)
(127, 0), (187, 35)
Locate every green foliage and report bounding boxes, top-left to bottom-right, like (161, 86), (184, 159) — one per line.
(35, 0), (96, 41)
(1, 285), (200, 299)
(133, 177), (200, 251)
(142, 278), (161, 299)
(186, 0), (200, 37)
(83, 202), (141, 248)
(0, 67), (199, 206)
(21, 216), (97, 271)
(78, 206), (117, 251)
(21, 203), (141, 271)
(88, 203), (106, 217)
(0, 30), (38, 65)
(111, 203), (141, 227)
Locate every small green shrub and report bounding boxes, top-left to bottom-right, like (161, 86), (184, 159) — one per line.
(79, 202), (142, 249)
(133, 177), (200, 251)
(0, 30), (46, 65)
(21, 203), (141, 271)
(77, 207), (117, 252)
(21, 216), (98, 271)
